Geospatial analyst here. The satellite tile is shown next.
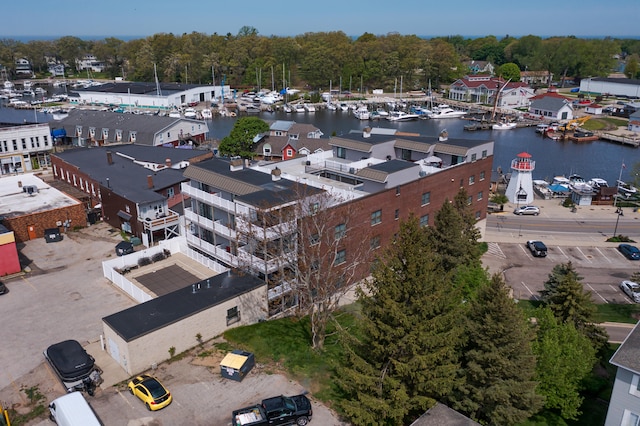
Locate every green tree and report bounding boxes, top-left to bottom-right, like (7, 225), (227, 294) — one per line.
(625, 55), (640, 79)
(533, 307), (597, 420)
(451, 274), (543, 425)
(498, 62), (521, 81)
(540, 262), (609, 356)
(428, 189), (482, 272)
(218, 117), (269, 158)
(337, 215), (464, 425)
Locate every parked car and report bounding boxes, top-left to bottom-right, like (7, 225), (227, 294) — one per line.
(233, 394), (312, 425)
(620, 280), (640, 303)
(0, 281), (7, 295)
(618, 244), (640, 260)
(115, 241), (134, 256)
(526, 240), (548, 257)
(513, 205), (540, 215)
(128, 374), (172, 411)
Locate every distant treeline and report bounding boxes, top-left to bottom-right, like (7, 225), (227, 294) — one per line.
(1, 29), (639, 91)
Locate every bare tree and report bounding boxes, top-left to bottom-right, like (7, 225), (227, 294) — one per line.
(234, 179), (374, 350)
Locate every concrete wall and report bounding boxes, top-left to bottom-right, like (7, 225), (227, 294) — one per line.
(102, 284), (267, 375)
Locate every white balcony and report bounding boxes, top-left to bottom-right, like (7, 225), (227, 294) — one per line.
(184, 208), (236, 239)
(235, 216), (297, 241)
(181, 183), (250, 216)
(139, 209), (180, 232)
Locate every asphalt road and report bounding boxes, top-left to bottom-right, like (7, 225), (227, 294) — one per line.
(487, 214), (640, 238)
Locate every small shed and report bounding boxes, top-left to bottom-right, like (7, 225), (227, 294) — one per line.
(585, 103), (603, 115)
(220, 350), (255, 382)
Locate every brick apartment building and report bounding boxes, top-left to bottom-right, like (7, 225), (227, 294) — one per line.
(182, 129), (493, 315)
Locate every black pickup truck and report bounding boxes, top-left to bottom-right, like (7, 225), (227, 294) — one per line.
(232, 394), (312, 426)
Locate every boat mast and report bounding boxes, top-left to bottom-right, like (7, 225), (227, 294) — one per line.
(491, 78), (511, 122)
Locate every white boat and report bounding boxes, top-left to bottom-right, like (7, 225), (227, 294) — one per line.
(410, 106), (431, 117)
(326, 103), (337, 111)
(283, 104), (293, 113)
(387, 111), (420, 122)
(428, 106), (467, 119)
(492, 121), (516, 130)
(353, 106), (370, 120)
(169, 111), (181, 118)
(536, 124), (549, 133)
(35, 87), (47, 95)
(587, 178), (608, 189)
(303, 103), (316, 112)
(201, 108), (212, 119)
(184, 107), (197, 118)
(339, 103), (349, 112)
(375, 108), (389, 117)
(294, 104), (305, 113)
(617, 180), (638, 197)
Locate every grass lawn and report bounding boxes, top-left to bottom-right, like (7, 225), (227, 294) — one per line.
(582, 116), (628, 131)
(517, 299), (640, 324)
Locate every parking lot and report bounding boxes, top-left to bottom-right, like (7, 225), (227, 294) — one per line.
(0, 223), (344, 425)
(484, 241), (638, 303)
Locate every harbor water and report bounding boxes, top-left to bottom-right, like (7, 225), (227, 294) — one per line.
(1, 100), (637, 186)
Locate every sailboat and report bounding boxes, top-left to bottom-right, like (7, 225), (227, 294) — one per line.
(326, 80), (337, 110)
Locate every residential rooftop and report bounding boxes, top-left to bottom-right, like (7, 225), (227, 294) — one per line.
(610, 321), (640, 375)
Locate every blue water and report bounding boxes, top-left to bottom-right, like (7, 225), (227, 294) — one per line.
(1, 100), (636, 186)
(207, 109), (639, 186)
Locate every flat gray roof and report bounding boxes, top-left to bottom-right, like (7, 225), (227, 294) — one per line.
(0, 174), (80, 219)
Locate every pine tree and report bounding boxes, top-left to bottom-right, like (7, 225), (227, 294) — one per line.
(336, 215), (465, 425)
(452, 274), (543, 425)
(428, 190), (482, 273)
(540, 262), (609, 355)
(533, 307), (597, 420)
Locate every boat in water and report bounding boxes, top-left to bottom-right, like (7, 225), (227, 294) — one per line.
(428, 105), (467, 119)
(353, 106), (370, 120)
(587, 178), (609, 189)
(387, 110), (420, 122)
(492, 121), (516, 130)
(201, 108), (212, 119)
(617, 180), (638, 198)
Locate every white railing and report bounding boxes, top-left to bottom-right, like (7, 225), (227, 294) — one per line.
(186, 233), (238, 266)
(184, 208), (236, 239)
(235, 217), (297, 241)
(181, 183), (250, 215)
(139, 210), (180, 232)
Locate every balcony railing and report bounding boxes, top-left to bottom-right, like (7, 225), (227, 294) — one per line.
(235, 216), (297, 241)
(139, 209), (180, 232)
(181, 183), (250, 216)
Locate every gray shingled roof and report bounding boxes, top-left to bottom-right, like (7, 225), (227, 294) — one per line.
(530, 96), (572, 112)
(53, 145), (205, 203)
(610, 321), (640, 375)
(50, 109), (208, 146)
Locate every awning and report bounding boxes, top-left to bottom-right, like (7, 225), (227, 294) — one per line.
(51, 128), (66, 138)
(117, 210), (132, 221)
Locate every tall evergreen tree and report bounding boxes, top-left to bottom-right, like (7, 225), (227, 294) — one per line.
(540, 262), (609, 356)
(428, 192), (481, 272)
(452, 274), (543, 425)
(336, 215), (465, 425)
(533, 307), (597, 420)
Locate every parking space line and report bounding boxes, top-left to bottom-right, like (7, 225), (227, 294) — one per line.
(118, 390), (135, 408)
(521, 281), (539, 300)
(556, 247), (569, 259)
(576, 247), (592, 263)
(596, 247), (612, 263)
(587, 283), (607, 303)
(21, 276), (37, 290)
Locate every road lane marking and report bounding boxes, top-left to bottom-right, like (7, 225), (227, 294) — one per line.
(587, 283), (607, 302)
(576, 247), (592, 263)
(596, 247), (612, 263)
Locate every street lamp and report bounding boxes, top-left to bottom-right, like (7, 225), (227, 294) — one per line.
(613, 207), (624, 238)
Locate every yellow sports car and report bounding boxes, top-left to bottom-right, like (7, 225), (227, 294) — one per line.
(127, 374), (172, 411)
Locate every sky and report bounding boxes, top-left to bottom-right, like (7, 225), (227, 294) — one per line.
(2, 0), (639, 39)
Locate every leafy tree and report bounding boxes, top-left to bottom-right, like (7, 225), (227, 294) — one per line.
(539, 262), (609, 356)
(498, 62), (521, 81)
(451, 274), (543, 425)
(218, 117), (269, 158)
(625, 55), (640, 79)
(533, 307), (597, 420)
(337, 215), (464, 425)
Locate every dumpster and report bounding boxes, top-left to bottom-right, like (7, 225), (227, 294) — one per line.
(44, 227), (63, 243)
(220, 350), (255, 382)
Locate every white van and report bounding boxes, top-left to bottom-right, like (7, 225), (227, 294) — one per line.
(49, 392), (101, 426)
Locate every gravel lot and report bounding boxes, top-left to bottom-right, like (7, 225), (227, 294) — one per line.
(0, 223), (345, 425)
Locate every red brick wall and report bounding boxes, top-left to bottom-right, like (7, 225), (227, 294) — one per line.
(4, 203), (87, 242)
(310, 157), (493, 283)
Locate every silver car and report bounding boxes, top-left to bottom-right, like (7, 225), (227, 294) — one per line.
(513, 205), (540, 216)
(620, 280), (640, 303)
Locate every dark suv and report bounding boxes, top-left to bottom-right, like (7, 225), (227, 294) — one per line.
(527, 240), (547, 257)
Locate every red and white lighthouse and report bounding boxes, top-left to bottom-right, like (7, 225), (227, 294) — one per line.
(505, 152), (535, 205)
